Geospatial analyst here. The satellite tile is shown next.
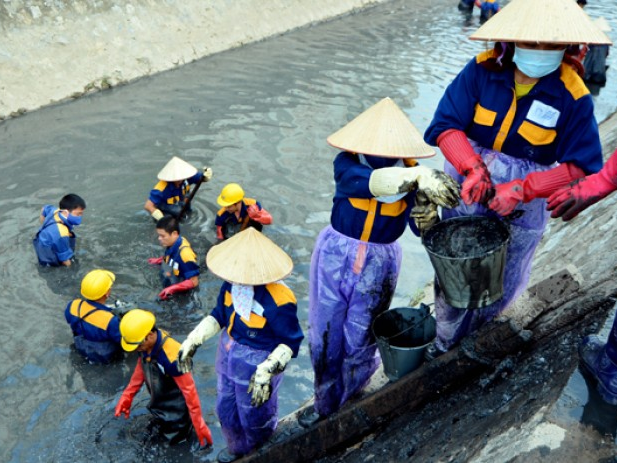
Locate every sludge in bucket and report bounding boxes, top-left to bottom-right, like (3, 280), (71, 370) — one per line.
(422, 216), (510, 309)
(372, 304), (436, 381)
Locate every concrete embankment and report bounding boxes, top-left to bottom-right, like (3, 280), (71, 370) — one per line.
(0, 0), (385, 120)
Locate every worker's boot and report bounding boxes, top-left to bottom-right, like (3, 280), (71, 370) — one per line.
(579, 316), (617, 405)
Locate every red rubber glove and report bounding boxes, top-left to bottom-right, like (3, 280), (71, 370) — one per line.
(216, 225), (224, 240)
(437, 129), (493, 205)
(548, 153), (617, 221)
(488, 162), (586, 216)
(115, 359), (145, 419)
(147, 257), (163, 265)
(158, 279), (196, 300)
(173, 373), (213, 447)
(247, 204), (273, 225)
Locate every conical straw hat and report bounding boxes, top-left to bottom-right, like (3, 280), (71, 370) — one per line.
(206, 227), (293, 285)
(470, 0), (612, 45)
(326, 97), (435, 159)
(595, 17), (611, 34)
(157, 156), (198, 182)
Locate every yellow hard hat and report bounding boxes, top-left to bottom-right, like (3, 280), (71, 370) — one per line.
(81, 269), (115, 300)
(119, 309), (156, 352)
(217, 183), (245, 207)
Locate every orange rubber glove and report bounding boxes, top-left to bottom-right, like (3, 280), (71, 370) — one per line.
(488, 162), (585, 216)
(158, 279), (196, 300)
(173, 373), (213, 446)
(115, 359), (145, 419)
(437, 129), (494, 205)
(247, 204), (273, 225)
(147, 257), (163, 265)
(216, 225), (225, 240)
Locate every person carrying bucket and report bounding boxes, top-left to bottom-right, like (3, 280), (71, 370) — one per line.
(298, 97), (460, 427)
(64, 269), (122, 364)
(114, 309), (213, 448)
(177, 228), (303, 463)
(423, 0), (610, 354)
(214, 183), (273, 240)
(144, 156), (213, 221)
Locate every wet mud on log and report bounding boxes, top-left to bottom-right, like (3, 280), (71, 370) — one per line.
(239, 265), (617, 462)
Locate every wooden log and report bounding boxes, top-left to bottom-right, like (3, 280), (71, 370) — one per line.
(238, 267), (614, 463)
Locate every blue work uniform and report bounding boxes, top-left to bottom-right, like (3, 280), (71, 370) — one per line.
(33, 205), (76, 266)
(308, 152), (419, 417)
(161, 236), (199, 287)
(423, 50), (603, 351)
(424, 50), (602, 174)
(211, 281), (303, 455)
(148, 172), (203, 217)
(215, 198), (265, 238)
(65, 299), (121, 364)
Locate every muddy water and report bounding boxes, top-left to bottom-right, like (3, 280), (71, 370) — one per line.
(2, 0), (617, 461)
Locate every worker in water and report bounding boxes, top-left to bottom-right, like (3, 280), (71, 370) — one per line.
(177, 228), (303, 462)
(147, 215), (200, 300)
(114, 309), (213, 448)
(423, 0), (609, 354)
(64, 269), (122, 364)
(300, 97), (460, 427)
(214, 183), (272, 240)
(33, 193), (86, 267)
(144, 156), (213, 221)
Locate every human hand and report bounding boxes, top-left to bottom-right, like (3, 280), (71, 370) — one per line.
(202, 167), (213, 182)
(488, 179), (524, 216)
(547, 174), (617, 221)
(147, 257), (163, 265)
(460, 157), (494, 205)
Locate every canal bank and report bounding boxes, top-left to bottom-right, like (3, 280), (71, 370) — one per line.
(0, 0), (386, 120)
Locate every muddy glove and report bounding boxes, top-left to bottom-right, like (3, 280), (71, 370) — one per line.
(158, 279), (196, 300)
(202, 167), (213, 183)
(151, 209), (164, 221)
(369, 166), (460, 208)
(147, 256), (163, 265)
(174, 373), (213, 446)
(178, 315), (221, 373)
(247, 204), (273, 225)
(411, 190), (439, 235)
(115, 359), (145, 419)
(437, 129), (494, 205)
(248, 344), (293, 407)
(488, 162), (586, 216)
(547, 153), (617, 221)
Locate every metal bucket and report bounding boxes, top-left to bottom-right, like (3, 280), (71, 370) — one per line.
(372, 304), (436, 381)
(423, 215), (510, 309)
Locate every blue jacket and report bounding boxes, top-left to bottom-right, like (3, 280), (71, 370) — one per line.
(215, 198), (263, 227)
(162, 235), (200, 282)
(210, 282), (304, 356)
(148, 172), (203, 208)
(424, 51), (603, 174)
(330, 152), (419, 243)
(33, 205), (76, 266)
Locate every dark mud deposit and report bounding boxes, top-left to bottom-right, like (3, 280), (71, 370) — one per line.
(319, 299), (617, 463)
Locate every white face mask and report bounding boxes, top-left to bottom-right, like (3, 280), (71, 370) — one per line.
(512, 46), (566, 79)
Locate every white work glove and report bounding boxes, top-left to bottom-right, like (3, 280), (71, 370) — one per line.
(151, 209), (164, 221)
(411, 190), (439, 236)
(247, 344), (293, 407)
(178, 315), (221, 373)
(369, 166), (460, 208)
(202, 167), (213, 182)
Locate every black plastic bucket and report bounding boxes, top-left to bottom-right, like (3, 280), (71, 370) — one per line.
(372, 304), (436, 381)
(422, 216), (510, 309)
